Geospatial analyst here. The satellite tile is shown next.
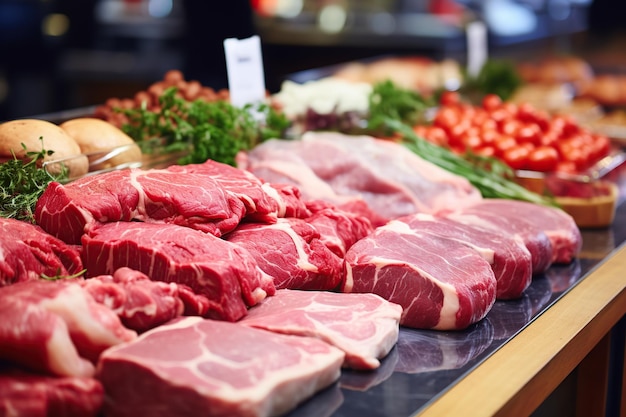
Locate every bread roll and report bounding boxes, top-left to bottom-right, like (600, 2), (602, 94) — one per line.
(0, 118), (88, 178)
(59, 118), (142, 170)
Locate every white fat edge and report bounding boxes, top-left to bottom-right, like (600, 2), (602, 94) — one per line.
(264, 221), (319, 272)
(254, 160), (351, 203)
(41, 284), (136, 347)
(45, 314), (96, 377)
(128, 169), (149, 218)
(260, 182), (287, 217)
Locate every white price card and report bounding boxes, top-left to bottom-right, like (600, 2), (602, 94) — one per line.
(466, 21), (488, 78)
(224, 35), (267, 108)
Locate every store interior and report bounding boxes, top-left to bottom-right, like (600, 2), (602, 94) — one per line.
(1, 0), (625, 122)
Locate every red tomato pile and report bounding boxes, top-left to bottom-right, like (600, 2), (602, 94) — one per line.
(413, 92), (612, 173)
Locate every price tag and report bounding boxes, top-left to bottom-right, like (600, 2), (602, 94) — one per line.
(224, 35), (267, 108)
(466, 21), (488, 78)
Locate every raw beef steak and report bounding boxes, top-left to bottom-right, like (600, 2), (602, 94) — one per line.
(342, 220), (497, 330)
(35, 167), (247, 244)
(397, 213), (532, 299)
(81, 221), (274, 321)
(225, 218), (343, 291)
(238, 132), (482, 223)
(445, 200), (554, 274)
(305, 200), (373, 257)
(167, 159), (310, 222)
(0, 217), (83, 287)
(458, 199), (582, 264)
(0, 368), (103, 417)
(81, 267), (211, 333)
(97, 317), (345, 417)
(0, 280), (136, 377)
(240, 289), (402, 370)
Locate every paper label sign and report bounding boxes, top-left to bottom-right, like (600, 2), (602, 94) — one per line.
(466, 21), (488, 78)
(224, 35), (267, 108)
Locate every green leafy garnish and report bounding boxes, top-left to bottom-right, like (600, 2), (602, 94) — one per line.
(383, 118), (557, 206)
(367, 80), (434, 134)
(41, 268), (87, 281)
(0, 141), (69, 223)
(462, 59), (523, 101)
(119, 87), (290, 166)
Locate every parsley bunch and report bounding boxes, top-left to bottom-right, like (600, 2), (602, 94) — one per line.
(119, 87), (289, 166)
(0, 143), (68, 223)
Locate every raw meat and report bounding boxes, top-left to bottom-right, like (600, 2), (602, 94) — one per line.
(96, 316), (345, 417)
(166, 159), (310, 222)
(445, 200), (555, 274)
(0, 367), (104, 417)
(456, 199), (581, 264)
(239, 289), (402, 370)
(305, 200), (374, 257)
(238, 132), (482, 223)
(0, 217), (83, 287)
(35, 167), (247, 244)
(0, 280), (136, 377)
(80, 267), (211, 333)
(225, 218), (343, 291)
(397, 213), (532, 299)
(81, 221), (274, 321)
(342, 220), (497, 330)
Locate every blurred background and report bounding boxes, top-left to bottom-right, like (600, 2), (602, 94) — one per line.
(0, 0), (624, 121)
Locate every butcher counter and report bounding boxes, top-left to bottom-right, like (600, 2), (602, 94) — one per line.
(284, 197), (626, 417)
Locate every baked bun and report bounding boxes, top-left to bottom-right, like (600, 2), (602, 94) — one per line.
(59, 118), (142, 169)
(0, 118), (88, 177)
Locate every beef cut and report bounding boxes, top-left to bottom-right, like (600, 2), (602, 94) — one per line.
(238, 132), (482, 224)
(97, 317), (345, 417)
(397, 213), (532, 299)
(0, 280), (136, 377)
(81, 221), (275, 321)
(239, 289), (402, 370)
(445, 199), (555, 274)
(304, 200), (374, 257)
(0, 217), (83, 287)
(166, 159), (310, 222)
(342, 220), (497, 330)
(0, 367), (103, 417)
(455, 199), (581, 264)
(225, 218), (343, 291)
(80, 267), (211, 333)
(35, 167), (247, 244)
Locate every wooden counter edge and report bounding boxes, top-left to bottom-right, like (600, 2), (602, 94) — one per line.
(415, 244), (626, 417)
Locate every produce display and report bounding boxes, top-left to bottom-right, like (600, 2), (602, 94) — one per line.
(0, 52), (622, 416)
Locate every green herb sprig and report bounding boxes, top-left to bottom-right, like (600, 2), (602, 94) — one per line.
(0, 141), (69, 223)
(383, 118), (557, 206)
(119, 87), (290, 166)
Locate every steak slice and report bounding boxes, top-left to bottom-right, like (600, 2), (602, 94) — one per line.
(0, 280), (136, 377)
(97, 317), (345, 417)
(239, 133), (482, 223)
(458, 199), (582, 264)
(342, 220), (497, 330)
(445, 200), (554, 274)
(80, 267), (211, 333)
(0, 217), (83, 287)
(239, 289), (402, 370)
(81, 221), (275, 321)
(0, 367), (104, 417)
(35, 167), (246, 244)
(225, 218), (343, 291)
(397, 213), (532, 299)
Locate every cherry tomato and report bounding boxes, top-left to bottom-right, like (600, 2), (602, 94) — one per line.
(502, 145), (531, 170)
(516, 124), (542, 146)
(434, 107), (460, 130)
(494, 135), (517, 156)
(440, 90), (461, 106)
(474, 145), (496, 157)
(482, 94), (502, 111)
(526, 146), (559, 172)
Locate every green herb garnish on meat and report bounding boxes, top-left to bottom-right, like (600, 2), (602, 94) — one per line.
(119, 87), (290, 166)
(0, 142), (69, 223)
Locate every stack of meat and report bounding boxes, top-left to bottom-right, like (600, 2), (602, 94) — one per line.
(0, 132), (581, 416)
